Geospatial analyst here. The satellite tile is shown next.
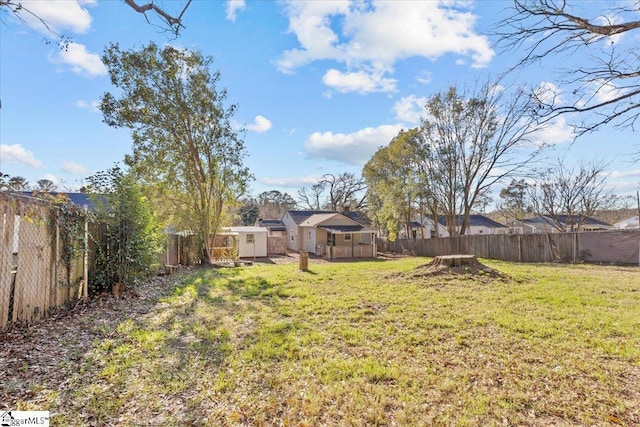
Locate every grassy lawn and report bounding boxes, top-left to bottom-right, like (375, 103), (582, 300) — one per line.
(14, 257), (640, 426)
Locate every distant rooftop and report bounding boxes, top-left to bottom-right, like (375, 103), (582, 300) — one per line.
(437, 214), (506, 228)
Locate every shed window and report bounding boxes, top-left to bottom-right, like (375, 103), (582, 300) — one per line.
(246, 233), (254, 243)
(344, 233), (352, 241)
(290, 229), (295, 241)
(327, 232), (335, 246)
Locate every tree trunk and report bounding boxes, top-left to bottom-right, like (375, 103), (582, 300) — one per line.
(428, 254), (479, 268)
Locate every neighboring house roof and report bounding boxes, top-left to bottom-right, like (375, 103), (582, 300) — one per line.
(614, 216), (639, 229)
(437, 215), (506, 228)
(523, 215), (611, 228)
(256, 219), (286, 231)
(300, 213), (361, 227)
(224, 226), (268, 233)
(285, 210), (338, 224)
(18, 191), (95, 210)
(285, 210), (370, 226)
(409, 220), (431, 228)
(343, 211), (371, 226)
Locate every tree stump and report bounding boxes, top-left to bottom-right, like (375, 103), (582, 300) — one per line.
(428, 254), (479, 268)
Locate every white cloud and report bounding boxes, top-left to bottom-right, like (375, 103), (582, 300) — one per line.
(76, 99), (100, 112)
(393, 95), (427, 124)
(0, 144), (43, 168)
(606, 179), (640, 194)
(530, 116), (575, 146)
(51, 42), (106, 77)
(13, 0), (94, 35)
(304, 124), (404, 165)
(247, 115), (273, 133)
(277, 0), (493, 93)
(322, 69), (397, 94)
(61, 161), (88, 175)
(416, 71), (432, 85)
(226, 0), (246, 21)
(592, 79), (625, 105)
(259, 175), (321, 188)
(609, 169), (640, 179)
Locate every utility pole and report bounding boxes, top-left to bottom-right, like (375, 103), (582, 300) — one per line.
(637, 190), (640, 229)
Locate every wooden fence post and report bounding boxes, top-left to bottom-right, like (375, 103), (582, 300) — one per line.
(83, 206), (89, 302)
(299, 250), (309, 271)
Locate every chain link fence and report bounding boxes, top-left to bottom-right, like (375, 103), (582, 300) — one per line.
(1, 192), (88, 329)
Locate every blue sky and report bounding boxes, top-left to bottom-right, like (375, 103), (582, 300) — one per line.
(1, 0), (639, 203)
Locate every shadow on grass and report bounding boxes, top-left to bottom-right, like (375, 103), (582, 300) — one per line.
(62, 265), (295, 424)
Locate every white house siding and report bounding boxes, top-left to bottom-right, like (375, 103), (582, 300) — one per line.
(226, 227), (268, 258)
(437, 225), (503, 238)
(301, 227), (316, 253)
(282, 213), (300, 252)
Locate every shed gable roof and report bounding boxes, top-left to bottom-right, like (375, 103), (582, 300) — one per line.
(257, 218), (286, 231)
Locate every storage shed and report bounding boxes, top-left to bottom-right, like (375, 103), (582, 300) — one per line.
(222, 226), (268, 258)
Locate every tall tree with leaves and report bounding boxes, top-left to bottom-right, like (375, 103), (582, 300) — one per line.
(237, 197), (260, 226)
(256, 190), (297, 219)
(498, 178), (533, 223)
(35, 179), (57, 192)
(87, 165), (162, 292)
(7, 175), (29, 191)
(100, 42), (251, 264)
(363, 128), (428, 241)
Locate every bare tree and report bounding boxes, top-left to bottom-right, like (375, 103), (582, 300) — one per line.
(420, 79), (545, 235)
(319, 173), (367, 212)
(123, 0), (192, 36)
(297, 183), (325, 211)
(495, 0), (640, 136)
(0, 0), (192, 37)
(527, 159), (610, 231)
(297, 173), (367, 212)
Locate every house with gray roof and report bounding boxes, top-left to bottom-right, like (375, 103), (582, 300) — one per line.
(614, 215), (639, 229)
(435, 215), (507, 237)
(513, 215), (612, 233)
(281, 210), (375, 259)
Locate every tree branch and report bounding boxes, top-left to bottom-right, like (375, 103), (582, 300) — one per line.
(123, 0), (191, 35)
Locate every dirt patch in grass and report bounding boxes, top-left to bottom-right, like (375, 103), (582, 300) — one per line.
(390, 258), (512, 285)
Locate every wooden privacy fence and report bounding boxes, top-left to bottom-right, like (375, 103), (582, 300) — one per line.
(377, 230), (640, 265)
(1, 193), (89, 329)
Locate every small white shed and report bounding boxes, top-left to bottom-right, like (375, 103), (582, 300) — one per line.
(223, 226), (268, 258)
